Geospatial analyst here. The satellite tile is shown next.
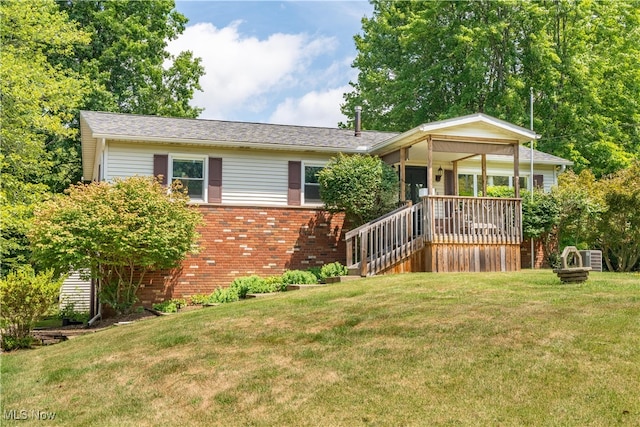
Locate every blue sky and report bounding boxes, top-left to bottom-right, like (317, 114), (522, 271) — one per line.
(169, 1), (374, 127)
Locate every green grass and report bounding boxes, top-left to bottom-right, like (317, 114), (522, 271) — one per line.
(2, 271), (639, 426)
(33, 317), (63, 329)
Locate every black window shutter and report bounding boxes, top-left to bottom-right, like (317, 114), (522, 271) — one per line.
(208, 157), (222, 203)
(288, 161), (301, 206)
(153, 154), (168, 186)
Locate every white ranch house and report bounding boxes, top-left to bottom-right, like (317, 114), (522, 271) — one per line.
(68, 110), (572, 312)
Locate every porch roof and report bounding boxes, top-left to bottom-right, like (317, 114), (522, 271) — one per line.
(370, 113), (539, 156)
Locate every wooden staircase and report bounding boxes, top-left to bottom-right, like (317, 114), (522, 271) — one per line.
(345, 202), (425, 277)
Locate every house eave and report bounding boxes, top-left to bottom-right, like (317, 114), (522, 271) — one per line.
(89, 133), (369, 154)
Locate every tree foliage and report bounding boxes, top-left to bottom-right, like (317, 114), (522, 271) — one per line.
(0, 0), (204, 274)
(50, 0), (205, 190)
(553, 163), (640, 272)
(318, 154), (399, 226)
(343, 0), (640, 177)
(29, 177), (203, 314)
(0, 266), (63, 350)
(552, 169), (603, 250)
(592, 162), (640, 272)
(0, 0), (90, 273)
(56, 0), (204, 118)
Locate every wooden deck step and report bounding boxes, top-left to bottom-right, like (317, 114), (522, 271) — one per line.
(347, 267), (361, 276)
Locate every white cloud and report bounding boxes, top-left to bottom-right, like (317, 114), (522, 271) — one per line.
(166, 22), (338, 120)
(269, 85), (351, 127)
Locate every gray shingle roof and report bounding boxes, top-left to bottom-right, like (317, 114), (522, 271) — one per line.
(518, 145), (572, 165)
(80, 110), (397, 151)
(80, 110), (572, 181)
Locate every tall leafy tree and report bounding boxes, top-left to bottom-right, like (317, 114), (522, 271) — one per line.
(1, 0), (205, 273)
(52, 0), (204, 188)
(343, 0), (640, 177)
(0, 0), (90, 272)
(56, 0), (204, 118)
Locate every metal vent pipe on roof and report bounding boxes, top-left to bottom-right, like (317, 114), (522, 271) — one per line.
(354, 106), (362, 137)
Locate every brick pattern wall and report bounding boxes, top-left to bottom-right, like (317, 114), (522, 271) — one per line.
(520, 238), (547, 269)
(137, 206), (346, 305)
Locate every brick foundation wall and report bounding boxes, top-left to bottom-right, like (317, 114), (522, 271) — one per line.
(137, 205), (346, 305)
(520, 238), (547, 269)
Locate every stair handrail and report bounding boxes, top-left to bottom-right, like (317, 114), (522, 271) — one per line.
(346, 201), (425, 276)
(345, 202), (412, 240)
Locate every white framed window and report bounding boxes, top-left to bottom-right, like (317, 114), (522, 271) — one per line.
(303, 164), (324, 205)
(459, 173), (529, 196)
(169, 155), (207, 202)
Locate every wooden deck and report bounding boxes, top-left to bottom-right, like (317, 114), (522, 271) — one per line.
(346, 196), (523, 275)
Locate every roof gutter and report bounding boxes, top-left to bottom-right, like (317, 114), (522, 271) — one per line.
(89, 133), (371, 154)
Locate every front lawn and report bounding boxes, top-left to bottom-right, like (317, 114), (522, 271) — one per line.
(1, 271), (639, 426)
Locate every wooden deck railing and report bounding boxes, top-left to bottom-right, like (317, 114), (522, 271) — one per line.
(345, 196), (522, 276)
(424, 196), (522, 245)
(345, 202), (424, 276)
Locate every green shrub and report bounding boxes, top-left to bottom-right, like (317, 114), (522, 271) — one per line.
(319, 262), (348, 280)
(280, 270), (318, 285)
(0, 266), (63, 350)
(307, 267), (322, 281)
(246, 275), (283, 294)
(1, 335), (36, 352)
(209, 287), (240, 304)
(486, 186), (515, 198)
(318, 153), (399, 226)
(99, 280), (137, 316)
(189, 294), (210, 305)
(264, 275), (287, 293)
(58, 302), (90, 324)
(152, 299), (187, 313)
(229, 275), (265, 298)
(190, 289), (239, 305)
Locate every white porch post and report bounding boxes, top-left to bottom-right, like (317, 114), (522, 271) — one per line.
(400, 146), (406, 202)
(481, 154), (487, 196)
(513, 143), (520, 199)
(426, 135), (435, 242)
(453, 161), (459, 196)
(426, 135), (433, 194)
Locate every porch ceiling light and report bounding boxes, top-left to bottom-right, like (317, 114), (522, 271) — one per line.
(435, 166), (443, 182)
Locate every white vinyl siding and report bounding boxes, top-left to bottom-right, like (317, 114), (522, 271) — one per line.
(106, 141), (332, 206)
(60, 271), (92, 312)
(106, 142), (155, 179)
(105, 140), (559, 208)
(222, 154), (289, 205)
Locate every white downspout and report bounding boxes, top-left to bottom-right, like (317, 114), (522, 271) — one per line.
(87, 279), (102, 328)
(530, 87), (535, 270)
(87, 303), (102, 327)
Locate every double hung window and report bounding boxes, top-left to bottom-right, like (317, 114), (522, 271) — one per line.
(304, 165), (323, 204)
(171, 156), (206, 201)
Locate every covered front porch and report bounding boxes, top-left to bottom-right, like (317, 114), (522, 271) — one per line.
(346, 114), (536, 275)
